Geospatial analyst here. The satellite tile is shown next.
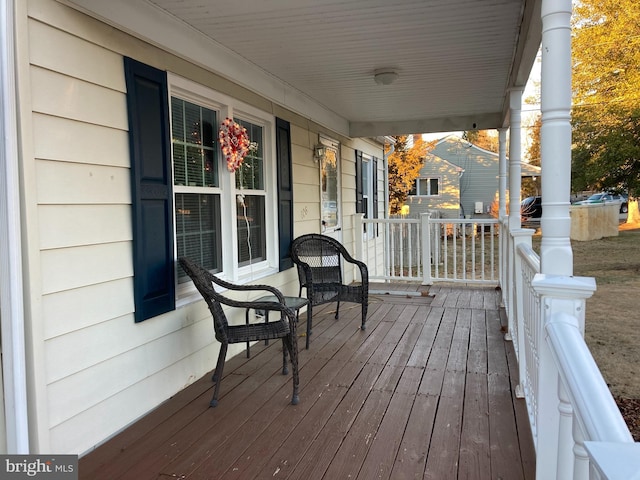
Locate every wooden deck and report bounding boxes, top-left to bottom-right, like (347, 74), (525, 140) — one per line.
(79, 284), (535, 480)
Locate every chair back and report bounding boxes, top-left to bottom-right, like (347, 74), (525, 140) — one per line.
(179, 257), (230, 344)
(290, 234), (344, 287)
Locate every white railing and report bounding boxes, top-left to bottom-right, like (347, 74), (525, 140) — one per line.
(355, 213), (499, 285)
(545, 312), (636, 480)
(356, 216), (424, 281)
(506, 227), (639, 480)
(510, 238), (540, 427)
(354, 213), (639, 478)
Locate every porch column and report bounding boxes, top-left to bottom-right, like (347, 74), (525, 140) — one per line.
(0, 0), (30, 454)
(539, 0), (573, 276)
(498, 128), (508, 219)
(508, 89), (523, 231)
(498, 128), (508, 304)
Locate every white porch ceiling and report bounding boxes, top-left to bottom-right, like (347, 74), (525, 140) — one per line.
(64, 0), (542, 138)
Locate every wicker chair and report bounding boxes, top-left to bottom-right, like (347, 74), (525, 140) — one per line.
(290, 234), (369, 349)
(179, 257), (299, 407)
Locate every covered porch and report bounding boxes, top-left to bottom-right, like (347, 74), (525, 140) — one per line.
(79, 285), (535, 479)
(1, 0), (638, 478)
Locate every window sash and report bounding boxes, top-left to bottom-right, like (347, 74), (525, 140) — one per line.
(175, 193), (222, 283)
(415, 177), (440, 196)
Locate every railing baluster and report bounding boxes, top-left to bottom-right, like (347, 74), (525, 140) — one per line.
(357, 215), (499, 285)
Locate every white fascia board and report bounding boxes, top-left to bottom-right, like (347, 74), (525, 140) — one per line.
(60, 0), (349, 137)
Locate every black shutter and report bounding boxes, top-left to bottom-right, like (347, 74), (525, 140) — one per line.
(276, 118), (294, 271)
(355, 150), (364, 213)
(124, 57), (175, 322)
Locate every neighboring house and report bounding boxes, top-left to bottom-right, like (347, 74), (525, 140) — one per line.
(406, 154), (462, 219)
(0, 1), (385, 455)
(407, 135), (541, 219)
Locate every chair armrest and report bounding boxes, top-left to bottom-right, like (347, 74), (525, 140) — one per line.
(340, 254), (368, 283)
(203, 273), (297, 320)
(208, 273), (286, 302)
(217, 295), (298, 323)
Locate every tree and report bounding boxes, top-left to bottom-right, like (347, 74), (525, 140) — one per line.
(522, 114), (541, 198)
(571, 0), (640, 199)
(462, 130), (499, 153)
(387, 135), (432, 214)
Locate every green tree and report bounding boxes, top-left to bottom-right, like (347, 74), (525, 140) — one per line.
(571, 0), (640, 198)
(387, 135), (431, 214)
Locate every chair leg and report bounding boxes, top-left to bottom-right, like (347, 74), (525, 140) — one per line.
(281, 338), (289, 375)
(361, 301), (368, 330)
(284, 334), (300, 405)
(210, 343), (228, 407)
(245, 310), (251, 358)
(335, 299), (340, 319)
(306, 303), (313, 350)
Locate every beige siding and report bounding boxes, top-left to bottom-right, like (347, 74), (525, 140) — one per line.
(31, 67), (127, 129)
(33, 114), (130, 167)
(36, 160), (131, 205)
(40, 242), (132, 295)
(41, 278), (134, 339)
(39, 204), (132, 250)
(23, 0), (385, 455)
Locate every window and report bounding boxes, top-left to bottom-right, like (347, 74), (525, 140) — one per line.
(362, 156), (370, 219)
(355, 150), (379, 238)
(172, 98), (222, 283)
(412, 177), (440, 196)
(169, 75), (276, 288)
(236, 119), (266, 266)
(361, 154), (374, 237)
(124, 58), (293, 321)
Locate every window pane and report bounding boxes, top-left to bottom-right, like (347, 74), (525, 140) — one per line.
(175, 193), (222, 282)
(418, 178), (429, 195)
(171, 98), (218, 188)
(235, 119), (264, 190)
(237, 195), (265, 266)
(430, 178), (439, 195)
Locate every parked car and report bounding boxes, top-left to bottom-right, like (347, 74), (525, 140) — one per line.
(573, 192), (628, 214)
(521, 196), (542, 224)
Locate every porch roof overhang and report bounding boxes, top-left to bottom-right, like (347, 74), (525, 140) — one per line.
(61, 0), (542, 139)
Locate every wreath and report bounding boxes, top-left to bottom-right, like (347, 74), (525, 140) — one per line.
(218, 117), (250, 172)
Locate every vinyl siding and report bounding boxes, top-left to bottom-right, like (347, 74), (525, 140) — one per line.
(432, 137), (500, 218)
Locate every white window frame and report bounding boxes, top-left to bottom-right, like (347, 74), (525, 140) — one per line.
(413, 176), (440, 196)
(168, 74), (279, 299)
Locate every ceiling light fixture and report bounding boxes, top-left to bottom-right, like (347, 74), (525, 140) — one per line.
(374, 69), (399, 86)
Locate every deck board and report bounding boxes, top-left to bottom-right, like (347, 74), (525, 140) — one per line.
(79, 285), (535, 480)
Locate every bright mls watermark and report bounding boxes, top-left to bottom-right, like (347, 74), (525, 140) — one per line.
(1, 455), (77, 479)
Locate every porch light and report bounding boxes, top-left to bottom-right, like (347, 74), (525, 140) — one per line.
(314, 145), (326, 162)
(373, 69), (399, 85)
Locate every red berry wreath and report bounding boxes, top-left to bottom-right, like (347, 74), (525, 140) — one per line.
(218, 117), (250, 172)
